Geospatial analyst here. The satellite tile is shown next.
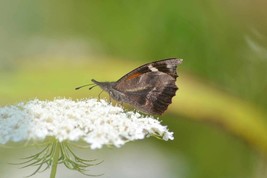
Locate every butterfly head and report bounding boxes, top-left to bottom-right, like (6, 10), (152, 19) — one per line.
(92, 79), (127, 102)
(91, 79), (115, 91)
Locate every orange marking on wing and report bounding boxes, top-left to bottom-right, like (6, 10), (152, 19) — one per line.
(126, 72), (142, 80)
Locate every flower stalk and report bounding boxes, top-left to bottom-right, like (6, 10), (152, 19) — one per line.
(50, 139), (60, 178)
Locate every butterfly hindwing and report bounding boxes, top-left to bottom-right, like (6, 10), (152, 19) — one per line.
(122, 76), (178, 115)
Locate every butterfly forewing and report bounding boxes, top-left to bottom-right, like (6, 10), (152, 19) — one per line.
(115, 58), (180, 88)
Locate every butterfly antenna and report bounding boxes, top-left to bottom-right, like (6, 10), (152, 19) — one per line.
(75, 83), (96, 90)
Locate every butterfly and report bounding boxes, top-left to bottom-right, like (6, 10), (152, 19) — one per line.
(76, 58), (183, 115)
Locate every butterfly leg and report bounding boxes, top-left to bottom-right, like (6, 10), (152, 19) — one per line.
(97, 90), (104, 101)
(108, 93), (112, 104)
(118, 101), (124, 107)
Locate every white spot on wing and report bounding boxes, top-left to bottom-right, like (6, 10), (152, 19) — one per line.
(148, 64), (158, 72)
(167, 64), (173, 68)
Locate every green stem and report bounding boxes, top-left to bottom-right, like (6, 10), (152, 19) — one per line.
(50, 140), (60, 178)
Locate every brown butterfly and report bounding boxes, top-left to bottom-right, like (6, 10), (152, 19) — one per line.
(76, 58), (183, 115)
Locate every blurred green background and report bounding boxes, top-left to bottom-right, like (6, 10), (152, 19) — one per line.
(1, 1), (267, 178)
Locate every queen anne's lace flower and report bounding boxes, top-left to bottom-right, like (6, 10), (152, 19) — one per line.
(0, 98), (174, 149)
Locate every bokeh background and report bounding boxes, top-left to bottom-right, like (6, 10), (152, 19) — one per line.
(1, 1), (267, 178)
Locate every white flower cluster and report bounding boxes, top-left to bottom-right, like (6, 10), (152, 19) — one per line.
(0, 98), (173, 149)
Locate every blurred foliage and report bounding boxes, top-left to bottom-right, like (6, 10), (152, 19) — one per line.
(1, 0), (267, 178)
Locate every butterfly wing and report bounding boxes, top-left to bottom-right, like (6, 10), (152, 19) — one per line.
(113, 58), (182, 115)
(116, 58), (181, 85)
